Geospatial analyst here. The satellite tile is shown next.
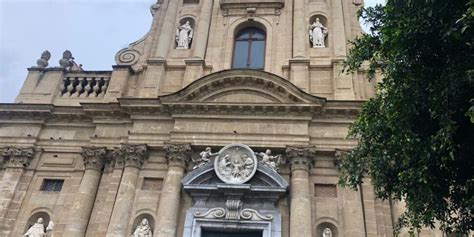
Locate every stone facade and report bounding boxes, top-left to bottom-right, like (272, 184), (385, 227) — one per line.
(0, 0), (452, 237)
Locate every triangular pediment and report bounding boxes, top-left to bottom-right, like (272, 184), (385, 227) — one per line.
(160, 69), (326, 105)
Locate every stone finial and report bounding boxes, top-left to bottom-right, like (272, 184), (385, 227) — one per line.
(59, 50), (84, 72)
(36, 50), (51, 68)
(164, 143), (192, 168)
(150, 0), (161, 16)
(285, 146), (316, 172)
(114, 144), (149, 168)
(80, 147), (108, 171)
(2, 147), (35, 168)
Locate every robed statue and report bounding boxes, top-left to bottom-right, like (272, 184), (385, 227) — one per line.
(133, 218), (153, 237)
(176, 21), (193, 49)
(309, 18), (328, 48)
(24, 218), (54, 237)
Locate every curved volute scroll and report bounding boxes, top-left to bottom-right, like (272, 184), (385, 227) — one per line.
(160, 69), (327, 104)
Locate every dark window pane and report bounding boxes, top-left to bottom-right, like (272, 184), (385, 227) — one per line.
(250, 31), (265, 40)
(249, 41), (265, 69)
(233, 41), (249, 68)
(236, 31), (250, 40)
(41, 179), (64, 192)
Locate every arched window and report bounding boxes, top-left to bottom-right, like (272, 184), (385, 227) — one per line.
(232, 27), (266, 70)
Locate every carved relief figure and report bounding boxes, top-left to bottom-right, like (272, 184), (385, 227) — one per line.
(323, 228), (332, 237)
(309, 18), (328, 48)
(256, 149), (282, 171)
(133, 218), (152, 237)
(175, 21), (193, 49)
(193, 147), (218, 169)
(24, 217), (53, 237)
(214, 144), (257, 184)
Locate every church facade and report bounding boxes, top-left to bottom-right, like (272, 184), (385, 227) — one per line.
(0, 0), (447, 237)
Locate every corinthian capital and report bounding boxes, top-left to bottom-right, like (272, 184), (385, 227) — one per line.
(285, 145), (316, 172)
(164, 143), (192, 168)
(115, 144), (150, 168)
(2, 147), (35, 168)
(80, 147), (107, 171)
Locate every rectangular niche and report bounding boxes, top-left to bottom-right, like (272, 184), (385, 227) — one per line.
(141, 177), (163, 191)
(314, 184), (337, 198)
(184, 0), (199, 4)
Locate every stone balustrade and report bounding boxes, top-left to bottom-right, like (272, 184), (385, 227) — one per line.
(58, 71), (111, 98)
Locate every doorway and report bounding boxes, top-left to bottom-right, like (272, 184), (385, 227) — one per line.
(202, 230), (263, 237)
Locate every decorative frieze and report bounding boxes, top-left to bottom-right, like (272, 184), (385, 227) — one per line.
(164, 143), (192, 168)
(286, 146), (316, 172)
(2, 147), (35, 168)
(80, 147), (107, 171)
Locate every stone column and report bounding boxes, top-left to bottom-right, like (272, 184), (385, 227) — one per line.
(63, 147), (107, 237)
(286, 146), (316, 237)
(0, 147), (34, 233)
(292, 0), (307, 58)
(106, 144), (149, 237)
(154, 143), (192, 237)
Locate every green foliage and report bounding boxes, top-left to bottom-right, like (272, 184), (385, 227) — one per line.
(340, 0), (474, 234)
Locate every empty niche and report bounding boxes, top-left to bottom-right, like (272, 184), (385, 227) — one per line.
(141, 177), (163, 191)
(183, 0), (199, 4)
(314, 184), (337, 198)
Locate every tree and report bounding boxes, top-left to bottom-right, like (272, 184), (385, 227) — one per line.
(340, 0), (474, 235)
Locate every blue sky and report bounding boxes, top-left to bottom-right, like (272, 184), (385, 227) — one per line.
(0, 0), (385, 102)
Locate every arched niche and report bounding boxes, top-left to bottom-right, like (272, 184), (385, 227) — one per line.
(316, 222), (339, 237)
(176, 17), (196, 49)
(131, 213), (155, 236)
(309, 14), (329, 48)
(24, 211), (50, 234)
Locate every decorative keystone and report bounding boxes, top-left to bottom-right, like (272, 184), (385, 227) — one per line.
(2, 147), (35, 168)
(164, 143), (192, 168)
(285, 146), (316, 172)
(80, 147), (108, 171)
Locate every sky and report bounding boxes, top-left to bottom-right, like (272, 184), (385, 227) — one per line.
(0, 0), (385, 103)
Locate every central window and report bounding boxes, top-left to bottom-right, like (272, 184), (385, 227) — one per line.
(232, 27), (266, 70)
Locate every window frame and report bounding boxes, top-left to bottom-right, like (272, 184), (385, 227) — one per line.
(40, 179), (64, 192)
(231, 27), (266, 70)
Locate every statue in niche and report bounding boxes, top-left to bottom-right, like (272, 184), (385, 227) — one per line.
(175, 21), (193, 49)
(255, 149), (282, 171)
(23, 217), (53, 237)
(132, 218), (152, 237)
(309, 18), (328, 48)
(36, 50), (51, 68)
(322, 228), (332, 237)
(193, 147), (218, 169)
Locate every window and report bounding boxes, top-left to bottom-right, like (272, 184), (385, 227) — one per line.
(232, 27), (266, 70)
(40, 179), (64, 192)
(314, 184), (337, 198)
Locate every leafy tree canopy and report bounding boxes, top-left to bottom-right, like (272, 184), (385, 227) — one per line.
(340, 0), (474, 234)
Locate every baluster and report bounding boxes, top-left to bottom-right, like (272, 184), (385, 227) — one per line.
(73, 77), (84, 97)
(58, 78), (67, 96)
(98, 78), (109, 97)
(66, 78), (75, 97)
(81, 77), (92, 97)
(92, 79), (101, 97)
